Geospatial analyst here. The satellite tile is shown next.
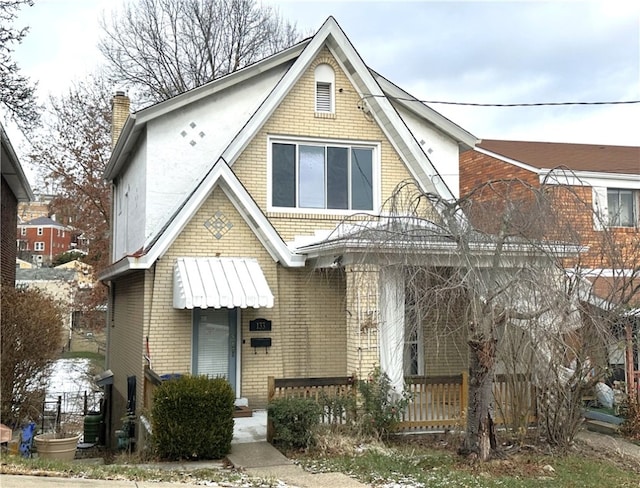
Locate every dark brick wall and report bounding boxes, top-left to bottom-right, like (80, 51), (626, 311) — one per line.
(1, 176), (18, 286)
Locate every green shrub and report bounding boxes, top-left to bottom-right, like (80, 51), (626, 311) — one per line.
(358, 367), (411, 439)
(151, 375), (234, 460)
(268, 396), (322, 450)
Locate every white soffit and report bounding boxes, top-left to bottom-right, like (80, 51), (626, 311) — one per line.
(173, 257), (274, 309)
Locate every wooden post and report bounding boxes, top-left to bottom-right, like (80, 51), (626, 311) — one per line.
(267, 376), (275, 443)
(625, 322), (634, 396)
(461, 371), (468, 422)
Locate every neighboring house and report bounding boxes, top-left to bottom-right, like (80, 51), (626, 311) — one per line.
(459, 139), (640, 390)
(16, 261), (96, 350)
(17, 192), (55, 223)
(17, 216), (74, 266)
(101, 17), (501, 444)
(1, 122), (33, 286)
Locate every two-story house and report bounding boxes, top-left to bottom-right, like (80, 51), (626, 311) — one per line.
(17, 216), (74, 266)
(1, 123), (33, 286)
(460, 139), (640, 394)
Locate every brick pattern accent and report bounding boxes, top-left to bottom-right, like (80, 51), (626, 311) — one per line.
(1, 176), (18, 286)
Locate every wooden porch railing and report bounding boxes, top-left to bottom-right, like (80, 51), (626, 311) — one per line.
(268, 372), (538, 433)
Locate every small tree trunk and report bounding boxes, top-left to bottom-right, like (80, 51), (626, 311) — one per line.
(461, 336), (497, 461)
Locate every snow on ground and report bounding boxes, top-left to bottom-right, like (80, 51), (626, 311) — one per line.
(46, 358), (101, 414)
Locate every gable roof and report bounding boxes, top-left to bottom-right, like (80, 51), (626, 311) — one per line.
(101, 16), (477, 281)
(477, 139), (640, 176)
(1, 122), (33, 202)
(99, 159), (304, 281)
(21, 216), (67, 228)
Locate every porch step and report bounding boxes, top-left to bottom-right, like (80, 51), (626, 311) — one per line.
(585, 419), (619, 435)
(234, 405), (252, 418)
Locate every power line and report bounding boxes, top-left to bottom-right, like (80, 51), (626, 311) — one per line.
(361, 94), (640, 107)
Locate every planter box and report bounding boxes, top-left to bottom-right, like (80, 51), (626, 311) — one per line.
(34, 433), (81, 461)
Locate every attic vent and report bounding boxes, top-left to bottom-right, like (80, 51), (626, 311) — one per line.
(314, 63), (335, 114)
(316, 82), (331, 112)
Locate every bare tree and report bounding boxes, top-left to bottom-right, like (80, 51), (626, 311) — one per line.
(333, 176), (638, 460)
(0, 0), (39, 130)
(27, 73), (113, 311)
(99, 0), (303, 105)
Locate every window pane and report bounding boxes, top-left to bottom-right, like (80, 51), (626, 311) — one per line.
(351, 148), (373, 210)
(619, 190), (634, 226)
(327, 147), (348, 209)
(299, 145), (325, 208)
(272, 143), (296, 207)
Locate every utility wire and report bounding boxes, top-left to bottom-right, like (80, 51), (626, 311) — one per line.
(360, 94), (640, 107)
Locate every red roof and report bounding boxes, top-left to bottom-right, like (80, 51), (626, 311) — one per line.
(478, 140), (640, 175)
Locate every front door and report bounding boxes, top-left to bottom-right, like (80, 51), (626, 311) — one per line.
(193, 308), (237, 394)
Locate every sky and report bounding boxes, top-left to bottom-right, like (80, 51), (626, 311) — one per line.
(6, 0), (640, 184)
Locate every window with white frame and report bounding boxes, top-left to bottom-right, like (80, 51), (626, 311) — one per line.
(34, 242), (45, 251)
(271, 140), (376, 211)
(314, 64), (335, 113)
(37, 227), (43, 236)
(20, 227), (26, 236)
(607, 188), (638, 227)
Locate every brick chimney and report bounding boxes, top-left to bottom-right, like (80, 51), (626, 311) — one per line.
(111, 91), (131, 149)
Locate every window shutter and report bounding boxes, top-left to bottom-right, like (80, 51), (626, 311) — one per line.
(316, 82), (332, 112)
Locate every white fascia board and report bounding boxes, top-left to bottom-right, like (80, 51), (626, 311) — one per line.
(142, 161), (304, 268)
(323, 29), (455, 200)
(220, 21), (338, 164)
(1, 123), (34, 201)
(474, 146), (541, 174)
(373, 73), (478, 149)
(103, 41), (309, 181)
(98, 255), (151, 281)
(219, 180), (305, 267)
(540, 169), (640, 189)
(104, 114), (138, 181)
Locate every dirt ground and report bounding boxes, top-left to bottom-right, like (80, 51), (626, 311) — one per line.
(69, 329), (106, 355)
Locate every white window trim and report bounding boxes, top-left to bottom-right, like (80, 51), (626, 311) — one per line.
(607, 187), (639, 228)
(267, 135), (381, 215)
(314, 64), (335, 114)
(20, 227), (26, 236)
(34, 241), (45, 251)
(37, 227), (43, 236)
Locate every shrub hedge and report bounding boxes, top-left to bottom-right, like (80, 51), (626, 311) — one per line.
(151, 375), (234, 460)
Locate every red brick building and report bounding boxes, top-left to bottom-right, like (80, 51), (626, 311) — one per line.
(17, 216), (74, 266)
(460, 139), (640, 393)
(1, 123), (33, 286)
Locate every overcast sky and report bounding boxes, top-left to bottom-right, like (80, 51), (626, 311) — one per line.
(8, 0), (640, 167)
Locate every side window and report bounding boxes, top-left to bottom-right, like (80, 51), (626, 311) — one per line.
(314, 64), (335, 113)
(607, 188), (638, 227)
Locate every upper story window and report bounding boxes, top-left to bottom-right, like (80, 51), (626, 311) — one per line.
(314, 64), (335, 113)
(20, 227), (26, 236)
(34, 242), (45, 251)
(37, 227), (43, 236)
(270, 139), (377, 212)
(608, 188), (638, 227)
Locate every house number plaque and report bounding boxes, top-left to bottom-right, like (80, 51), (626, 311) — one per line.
(249, 318), (272, 332)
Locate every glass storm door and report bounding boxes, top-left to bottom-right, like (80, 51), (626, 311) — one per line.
(193, 308), (237, 393)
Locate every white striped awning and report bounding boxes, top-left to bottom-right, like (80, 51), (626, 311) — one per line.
(173, 257), (274, 309)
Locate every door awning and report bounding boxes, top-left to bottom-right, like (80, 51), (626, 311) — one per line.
(173, 257), (274, 309)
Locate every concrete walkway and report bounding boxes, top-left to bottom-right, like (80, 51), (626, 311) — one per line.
(576, 429), (640, 469)
(227, 441), (368, 488)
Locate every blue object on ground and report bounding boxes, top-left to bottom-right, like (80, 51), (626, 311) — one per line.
(19, 422), (36, 457)
(583, 409), (624, 425)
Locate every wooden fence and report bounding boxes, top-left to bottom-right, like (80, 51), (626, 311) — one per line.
(268, 373), (537, 433)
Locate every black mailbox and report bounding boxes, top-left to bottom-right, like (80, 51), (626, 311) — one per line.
(250, 337), (272, 348)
